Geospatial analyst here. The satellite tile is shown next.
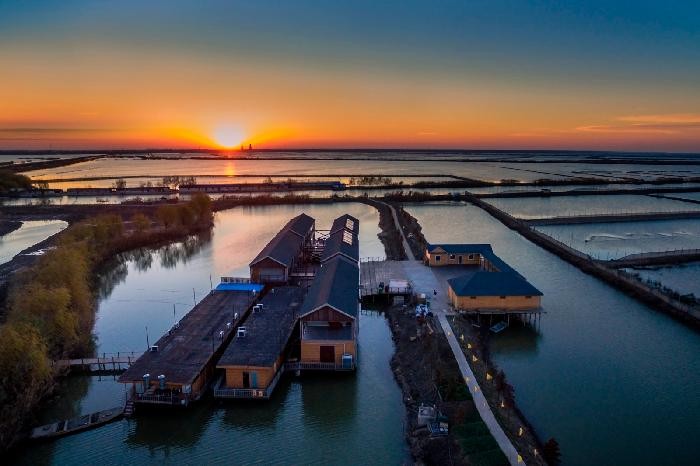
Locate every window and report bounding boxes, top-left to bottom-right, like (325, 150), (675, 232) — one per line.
(470, 296), (477, 299)
(342, 230), (353, 245)
(435, 255), (441, 262)
(468, 254), (474, 260)
(500, 296), (506, 299)
(525, 296), (532, 299)
(449, 254), (455, 260)
(346, 219), (355, 230)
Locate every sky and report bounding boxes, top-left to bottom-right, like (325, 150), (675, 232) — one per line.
(0, 0), (699, 152)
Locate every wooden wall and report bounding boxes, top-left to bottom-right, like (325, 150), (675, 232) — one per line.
(425, 250), (483, 267)
(301, 341), (356, 365)
(250, 257), (287, 283)
(448, 287), (541, 310)
(223, 364), (277, 389)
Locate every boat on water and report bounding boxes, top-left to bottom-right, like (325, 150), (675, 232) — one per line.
(489, 321), (509, 334)
(29, 407), (123, 441)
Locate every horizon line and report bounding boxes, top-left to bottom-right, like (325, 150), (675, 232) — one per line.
(2, 147), (700, 156)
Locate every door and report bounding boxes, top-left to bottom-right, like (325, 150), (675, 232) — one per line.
(320, 345), (335, 363)
(242, 371), (250, 388)
(251, 372), (258, 388)
(458, 255), (463, 264)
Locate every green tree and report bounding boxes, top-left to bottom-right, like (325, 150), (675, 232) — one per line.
(131, 213), (151, 233)
(156, 205), (180, 228)
(189, 193), (212, 222)
(0, 323), (52, 449)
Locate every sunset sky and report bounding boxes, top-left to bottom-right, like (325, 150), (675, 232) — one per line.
(1, 0), (699, 152)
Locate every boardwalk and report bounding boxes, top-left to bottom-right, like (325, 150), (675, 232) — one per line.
(53, 353), (137, 373)
(365, 259), (524, 464)
(437, 312), (523, 465)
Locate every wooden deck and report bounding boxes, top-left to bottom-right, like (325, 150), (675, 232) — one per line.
(360, 258), (413, 297)
(53, 352), (137, 373)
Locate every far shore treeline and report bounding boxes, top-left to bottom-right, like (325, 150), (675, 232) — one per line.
(0, 194), (213, 450)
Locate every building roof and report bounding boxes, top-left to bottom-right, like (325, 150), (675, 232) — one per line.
(286, 213), (316, 237)
(448, 271), (543, 297)
(249, 213), (315, 268)
(427, 243), (494, 255)
(330, 214), (360, 235)
(300, 256), (359, 319)
(119, 290), (256, 385)
(321, 228), (359, 264)
(217, 287), (305, 368)
(427, 243), (521, 276)
(216, 283), (265, 292)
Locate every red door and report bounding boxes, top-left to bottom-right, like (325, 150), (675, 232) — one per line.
(320, 346), (335, 363)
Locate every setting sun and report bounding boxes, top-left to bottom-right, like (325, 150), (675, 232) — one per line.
(213, 126), (245, 148)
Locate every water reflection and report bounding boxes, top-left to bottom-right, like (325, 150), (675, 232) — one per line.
(126, 403), (216, 449)
(96, 231), (213, 301)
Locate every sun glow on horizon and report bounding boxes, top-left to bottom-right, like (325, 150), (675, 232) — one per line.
(213, 126), (245, 148)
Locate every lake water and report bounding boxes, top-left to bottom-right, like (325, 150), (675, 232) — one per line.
(625, 262), (700, 297)
(535, 219), (700, 260)
(0, 220), (68, 264)
(485, 194), (700, 219)
(405, 202), (700, 466)
(11, 203), (409, 465)
(25, 156), (700, 187)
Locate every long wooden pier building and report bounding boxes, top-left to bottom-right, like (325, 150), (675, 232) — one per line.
(118, 284), (260, 406)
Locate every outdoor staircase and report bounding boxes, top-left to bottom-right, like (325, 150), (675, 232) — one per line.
(124, 399), (136, 417)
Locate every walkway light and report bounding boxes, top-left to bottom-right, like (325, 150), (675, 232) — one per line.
(467, 343), (472, 349)
(472, 355), (478, 362)
(518, 427), (524, 436)
(486, 372), (493, 381)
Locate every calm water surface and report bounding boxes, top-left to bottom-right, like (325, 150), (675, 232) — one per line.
(406, 202), (700, 466)
(0, 220), (67, 264)
(485, 194), (700, 219)
(625, 262), (700, 297)
(536, 219), (700, 260)
(12, 203), (409, 465)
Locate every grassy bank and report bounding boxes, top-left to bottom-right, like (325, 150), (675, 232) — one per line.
(0, 194), (214, 450)
(385, 305), (509, 466)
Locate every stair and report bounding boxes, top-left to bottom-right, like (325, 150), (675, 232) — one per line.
(124, 399), (135, 417)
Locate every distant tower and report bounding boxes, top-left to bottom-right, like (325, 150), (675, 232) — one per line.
(248, 144), (253, 151)
(240, 144), (244, 151)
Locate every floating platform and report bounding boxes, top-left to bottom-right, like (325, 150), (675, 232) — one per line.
(215, 286), (305, 400)
(118, 289), (257, 406)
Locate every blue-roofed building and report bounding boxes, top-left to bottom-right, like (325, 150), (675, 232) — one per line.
(426, 243), (542, 311)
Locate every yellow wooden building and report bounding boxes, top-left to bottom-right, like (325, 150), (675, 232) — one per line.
(425, 243), (542, 312)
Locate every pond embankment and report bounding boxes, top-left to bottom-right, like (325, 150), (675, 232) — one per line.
(466, 194), (700, 326)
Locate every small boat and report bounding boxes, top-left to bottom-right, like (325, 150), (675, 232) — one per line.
(29, 407), (123, 441)
(489, 321), (509, 334)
